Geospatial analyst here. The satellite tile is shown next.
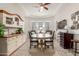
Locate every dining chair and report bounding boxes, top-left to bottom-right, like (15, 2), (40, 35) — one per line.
(46, 30), (52, 34)
(45, 31), (55, 49)
(29, 30), (38, 49)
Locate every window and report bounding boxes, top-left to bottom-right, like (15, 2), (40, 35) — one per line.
(32, 21), (50, 30)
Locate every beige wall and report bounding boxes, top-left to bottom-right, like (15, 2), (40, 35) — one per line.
(24, 16), (56, 39)
(0, 3), (26, 34)
(25, 17), (55, 32)
(1, 3), (79, 39)
(54, 3), (79, 44)
(0, 3), (55, 37)
(55, 3), (79, 29)
(0, 4), (25, 18)
(24, 3), (79, 33)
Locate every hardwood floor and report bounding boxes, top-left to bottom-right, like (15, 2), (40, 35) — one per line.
(11, 38), (75, 56)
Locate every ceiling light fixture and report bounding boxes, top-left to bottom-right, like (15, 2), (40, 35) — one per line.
(40, 6), (44, 12)
(34, 3), (50, 12)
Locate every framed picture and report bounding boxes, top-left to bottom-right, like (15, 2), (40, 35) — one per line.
(57, 19), (67, 29)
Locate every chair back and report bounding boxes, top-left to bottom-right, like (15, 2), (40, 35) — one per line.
(46, 30), (52, 34)
(30, 30), (36, 34)
(29, 30), (35, 39)
(28, 31), (32, 40)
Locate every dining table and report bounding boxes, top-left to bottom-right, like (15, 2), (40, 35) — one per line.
(31, 33), (53, 50)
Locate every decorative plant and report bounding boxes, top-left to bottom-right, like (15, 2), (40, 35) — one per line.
(0, 23), (5, 37)
(16, 28), (23, 34)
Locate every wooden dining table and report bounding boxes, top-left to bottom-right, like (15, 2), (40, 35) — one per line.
(31, 33), (53, 50)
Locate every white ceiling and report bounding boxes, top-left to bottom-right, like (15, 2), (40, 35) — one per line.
(18, 3), (64, 18)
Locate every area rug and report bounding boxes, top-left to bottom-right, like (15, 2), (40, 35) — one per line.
(29, 48), (55, 56)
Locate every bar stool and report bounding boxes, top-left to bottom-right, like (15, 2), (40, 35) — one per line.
(71, 40), (79, 56)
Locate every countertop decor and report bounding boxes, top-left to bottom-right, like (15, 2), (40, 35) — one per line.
(0, 23), (5, 37)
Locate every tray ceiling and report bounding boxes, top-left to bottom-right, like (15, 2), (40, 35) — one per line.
(18, 3), (64, 18)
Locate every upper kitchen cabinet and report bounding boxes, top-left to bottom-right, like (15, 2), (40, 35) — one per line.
(0, 10), (24, 28)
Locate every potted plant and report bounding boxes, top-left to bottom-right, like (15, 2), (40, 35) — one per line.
(0, 23), (5, 37)
(16, 28), (23, 34)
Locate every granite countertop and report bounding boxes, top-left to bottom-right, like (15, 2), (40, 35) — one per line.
(71, 39), (79, 43)
(68, 30), (79, 34)
(0, 33), (24, 38)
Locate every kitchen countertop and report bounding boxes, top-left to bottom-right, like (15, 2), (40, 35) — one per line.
(68, 30), (79, 34)
(71, 39), (79, 43)
(0, 33), (24, 38)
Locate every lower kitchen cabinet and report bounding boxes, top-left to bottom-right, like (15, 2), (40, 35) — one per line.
(0, 34), (26, 56)
(60, 32), (73, 49)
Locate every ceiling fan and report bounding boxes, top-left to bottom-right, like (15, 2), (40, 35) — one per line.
(34, 3), (50, 12)
(39, 3), (50, 10)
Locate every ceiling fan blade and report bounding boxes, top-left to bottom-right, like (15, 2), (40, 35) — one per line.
(39, 3), (44, 6)
(44, 3), (50, 5)
(44, 7), (48, 10)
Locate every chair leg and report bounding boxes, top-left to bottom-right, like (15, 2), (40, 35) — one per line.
(47, 46), (49, 48)
(29, 45), (31, 49)
(74, 43), (77, 56)
(52, 42), (54, 49)
(30, 42), (31, 49)
(52, 45), (54, 49)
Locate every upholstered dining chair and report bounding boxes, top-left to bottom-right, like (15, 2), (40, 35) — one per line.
(45, 31), (55, 49)
(46, 30), (52, 34)
(29, 30), (38, 49)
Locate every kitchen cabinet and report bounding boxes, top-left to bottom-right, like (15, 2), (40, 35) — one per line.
(0, 34), (26, 56)
(0, 10), (24, 28)
(60, 32), (73, 49)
